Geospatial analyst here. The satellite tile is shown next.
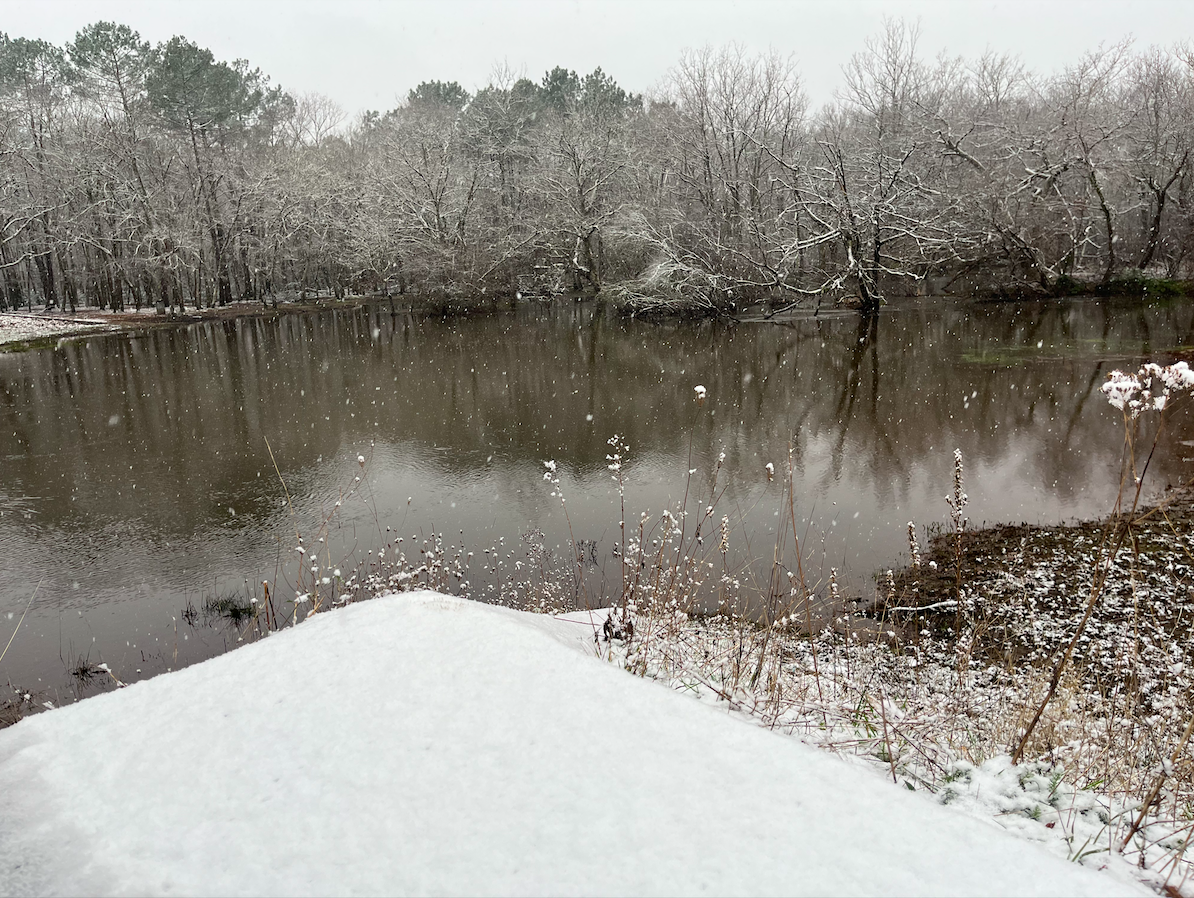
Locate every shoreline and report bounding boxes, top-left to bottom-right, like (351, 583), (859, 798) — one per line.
(0, 311), (118, 349)
(874, 484), (1194, 680)
(2, 289), (1187, 353)
(0, 298), (380, 350)
(4, 477), (1193, 888)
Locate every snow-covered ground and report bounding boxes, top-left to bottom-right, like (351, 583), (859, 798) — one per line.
(0, 311), (113, 347)
(0, 592), (1148, 896)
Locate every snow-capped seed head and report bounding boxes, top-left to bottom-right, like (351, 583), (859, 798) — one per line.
(908, 521), (922, 568)
(295, 546), (305, 555)
(1103, 361), (1194, 419)
(1101, 369), (1139, 412)
(946, 449), (967, 530)
(694, 385), (707, 403)
(357, 454), (365, 465)
(765, 462), (775, 482)
(1160, 361), (1194, 391)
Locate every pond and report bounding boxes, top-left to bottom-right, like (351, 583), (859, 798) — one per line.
(2, 296), (1193, 704)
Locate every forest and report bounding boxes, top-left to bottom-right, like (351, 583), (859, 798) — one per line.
(2, 19), (1194, 316)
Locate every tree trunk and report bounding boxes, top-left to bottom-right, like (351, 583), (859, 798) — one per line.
(1089, 166), (1116, 283)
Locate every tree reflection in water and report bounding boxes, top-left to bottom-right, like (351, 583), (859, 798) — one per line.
(0, 295), (1192, 694)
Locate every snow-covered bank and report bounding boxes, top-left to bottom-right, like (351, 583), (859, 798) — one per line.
(0, 312), (114, 347)
(0, 592), (1144, 896)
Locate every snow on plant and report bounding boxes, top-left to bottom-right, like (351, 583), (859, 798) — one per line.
(907, 521), (922, 569)
(606, 434), (632, 616)
(593, 569), (1194, 891)
(945, 449), (967, 533)
(552, 428), (737, 662)
(543, 459), (565, 505)
(944, 449), (969, 634)
(1003, 359), (1194, 764)
(1101, 361), (1194, 418)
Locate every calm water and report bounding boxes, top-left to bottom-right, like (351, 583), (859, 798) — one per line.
(3, 297), (1194, 700)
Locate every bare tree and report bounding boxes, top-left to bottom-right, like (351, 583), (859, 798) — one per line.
(620, 45), (810, 312)
(1125, 46), (1194, 274)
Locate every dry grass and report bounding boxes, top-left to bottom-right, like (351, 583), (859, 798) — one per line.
(555, 366), (1194, 893)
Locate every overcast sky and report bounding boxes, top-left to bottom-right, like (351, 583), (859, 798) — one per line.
(3, 0), (1192, 118)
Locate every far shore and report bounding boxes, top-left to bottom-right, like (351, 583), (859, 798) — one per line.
(5, 287), (1188, 354)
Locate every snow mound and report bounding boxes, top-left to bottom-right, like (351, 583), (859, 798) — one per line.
(0, 592), (1145, 896)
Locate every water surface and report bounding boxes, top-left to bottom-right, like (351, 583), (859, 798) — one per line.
(2, 297), (1193, 700)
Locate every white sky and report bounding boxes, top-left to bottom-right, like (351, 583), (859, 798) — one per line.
(3, 0), (1192, 118)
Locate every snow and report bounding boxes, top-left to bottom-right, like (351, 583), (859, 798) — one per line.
(0, 312), (112, 347)
(0, 592), (1147, 896)
(1101, 361), (1194, 417)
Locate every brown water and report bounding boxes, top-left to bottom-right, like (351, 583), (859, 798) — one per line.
(2, 296), (1193, 703)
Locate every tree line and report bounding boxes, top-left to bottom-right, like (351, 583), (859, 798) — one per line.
(3, 19), (1194, 316)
